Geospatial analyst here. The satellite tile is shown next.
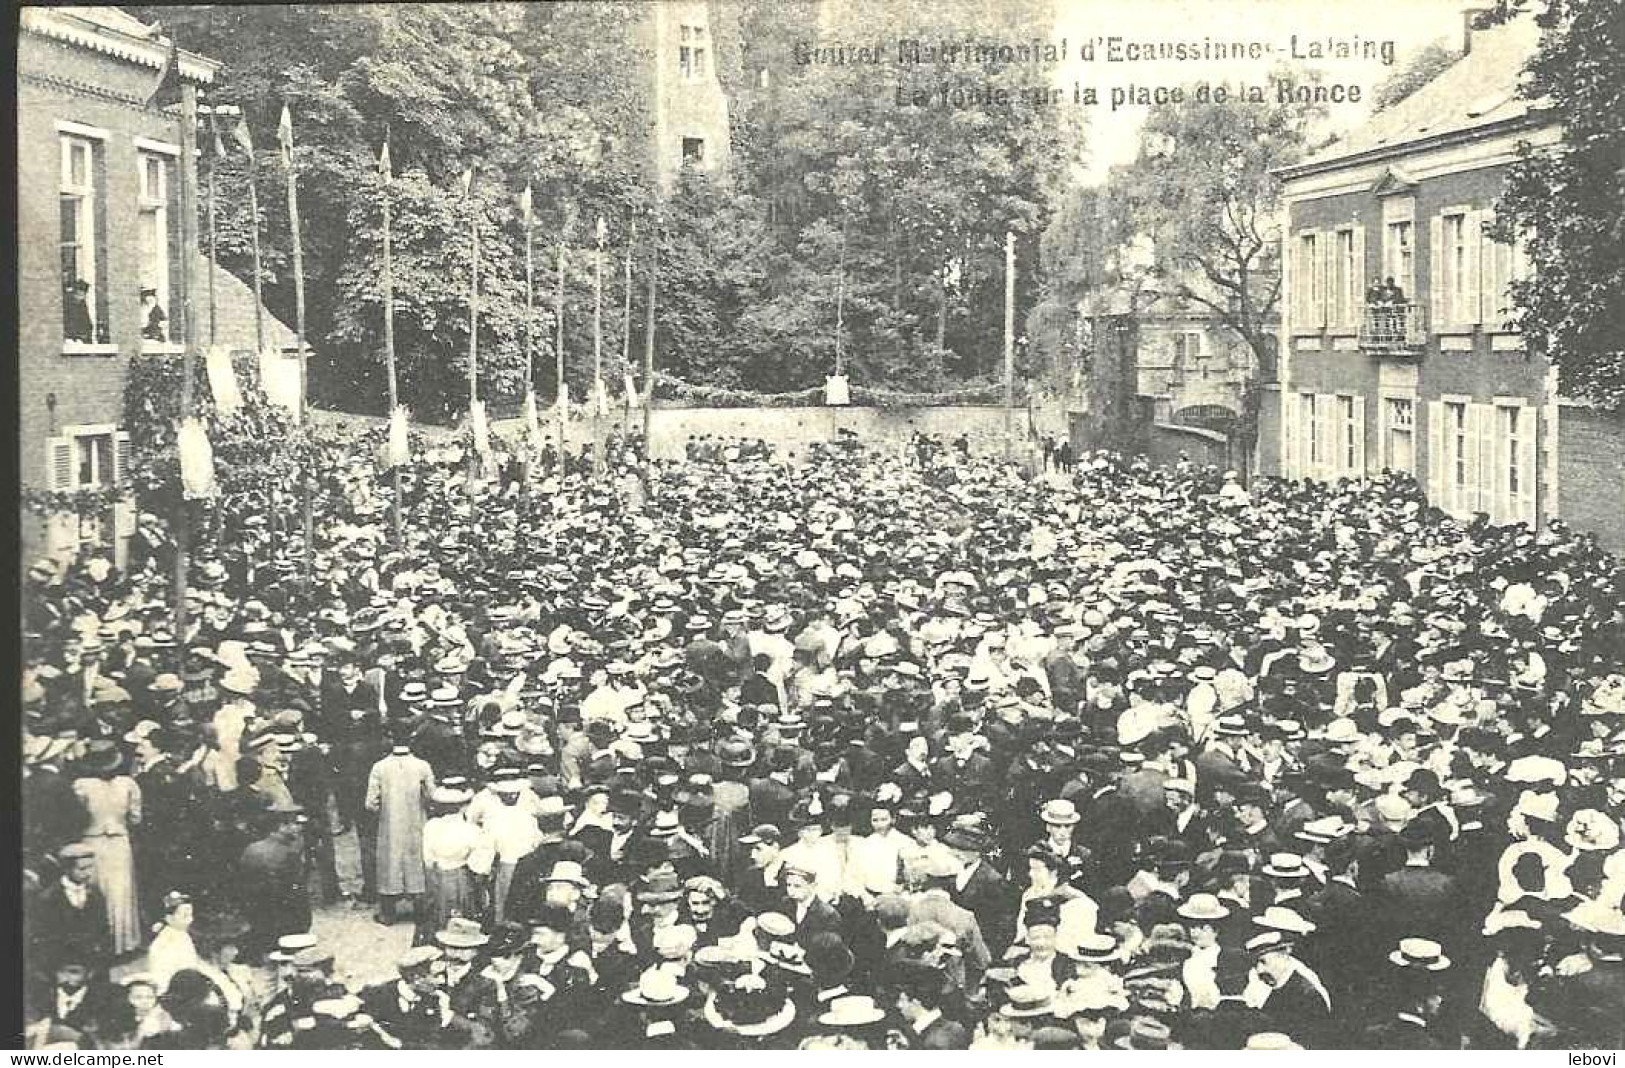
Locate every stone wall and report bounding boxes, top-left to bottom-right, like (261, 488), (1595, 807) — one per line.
(1557, 403), (1625, 554)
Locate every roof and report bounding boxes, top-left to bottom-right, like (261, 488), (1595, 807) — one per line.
(1284, 16), (1548, 178)
(21, 7), (220, 84)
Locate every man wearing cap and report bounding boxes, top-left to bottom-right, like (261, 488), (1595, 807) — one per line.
(358, 945), (457, 1049)
(237, 802), (312, 957)
(29, 844), (111, 988)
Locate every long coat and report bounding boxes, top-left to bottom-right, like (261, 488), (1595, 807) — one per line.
(365, 750), (436, 896)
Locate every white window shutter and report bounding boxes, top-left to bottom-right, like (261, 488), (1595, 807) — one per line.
(1517, 409), (1539, 525)
(1282, 390), (1298, 479)
(1352, 396), (1366, 479)
(1316, 394), (1335, 480)
(1427, 401), (1446, 508)
(1313, 232), (1326, 328)
(44, 436), (78, 556)
(113, 430), (136, 538)
(1429, 216), (1446, 332)
(1468, 403), (1489, 516)
(1350, 225), (1366, 330)
(1465, 211), (1484, 326)
(1376, 396), (1390, 471)
(1491, 409), (1510, 524)
(1301, 394), (1317, 480)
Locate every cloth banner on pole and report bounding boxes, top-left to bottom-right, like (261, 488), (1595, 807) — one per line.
(623, 371), (639, 409)
(470, 400), (491, 457)
(177, 417), (218, 500)
(523, 391), (543, 449)
(259, 349), (302, 421)
(595, 378), (610, 417)
(387, 405), (410, 469)
(204, 345), (243, 414)
(825, 374), (851, 406)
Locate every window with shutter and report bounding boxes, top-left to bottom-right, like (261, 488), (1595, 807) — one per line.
(1465, 210), (1483, 326)
(1351, 225), (1367, 330)
(1470, 402), (1492, 516)
(1318, 232), (1333, 330)
(1281, 390), (1298, 478)
(1426, 401), (1446, 508)
(113, 430), (136, 538)
(1351, 395), (1366, 478)
(1429, 216), (1446, 332)
(1516, 408), (1538, 524)
(1377, 394), (1390, 470)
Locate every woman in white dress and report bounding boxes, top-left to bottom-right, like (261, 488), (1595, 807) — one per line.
(146, 891), (201, 989)
(72, 742), (144, 955)
(419, 783), (493, 943)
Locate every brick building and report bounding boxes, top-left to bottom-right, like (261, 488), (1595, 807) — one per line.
(1260, 14), (1625, 551)
(18, 8), (297, 568)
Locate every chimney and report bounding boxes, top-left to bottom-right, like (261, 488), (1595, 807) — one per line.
(1461, 5), (1487, 55)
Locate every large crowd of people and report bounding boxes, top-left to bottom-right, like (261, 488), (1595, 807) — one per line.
(19, 429), (1625, 1050)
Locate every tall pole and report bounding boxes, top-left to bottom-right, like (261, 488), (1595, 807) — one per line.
(621, 218), (635, 433)
(279, 102), (314, 586)
(592, 215), (605, 475)
(524, 195), (535, 411)
(834, 212), (848, 377)
(466, 178), (480, 495)
(381, 141), (402, 545)
(246, 158), (265, 356)
(1003, 230), (1015, 459)
(555, 233), (566, 460)
(203, 108), (221, 550)
(642, 216), (657, 452)
(172, 77), (201, 647)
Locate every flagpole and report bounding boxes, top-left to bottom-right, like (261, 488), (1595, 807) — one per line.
(621, 218), (635, 435)
(642, 214), (657, 455)
(381, 139), (402, 546)
(555, 229), (567, 464)
(172, 59), (202, 649)
(245, 146), (265, 357)
(466, 172), (480, 497)
(524, 189), (535, 414)
(203, 107), (219, 347)
(592, 215), (605, 477)
(276, 103), (315, 588)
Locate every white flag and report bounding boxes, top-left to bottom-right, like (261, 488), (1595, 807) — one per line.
(470, 399), (490, 457)
(595, 378), (610, 417)
(204, 345), (242, 414)
(387, 406), (410, 468)
(623, 371), (639, 409)
(524, 390), (544, 452)
(177, 417), (218, 500)
(825, 374), (851, 406)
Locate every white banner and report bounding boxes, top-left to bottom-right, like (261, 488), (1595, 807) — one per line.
(470, 399), (491, 457)
(825, 373), (851, 406)
(259, 348), (302, 421)
(177, 416), (218, 500)
(595, 377), (611, 417)
(387, 406), (410, 468)
(623, 370), (639, 409)
(204, 345), (242, 414)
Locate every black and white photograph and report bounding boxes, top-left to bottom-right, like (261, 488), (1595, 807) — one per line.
(12, 0), (1625, 1051)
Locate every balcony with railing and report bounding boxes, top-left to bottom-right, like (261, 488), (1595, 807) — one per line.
(1359, 301), (1426, 356)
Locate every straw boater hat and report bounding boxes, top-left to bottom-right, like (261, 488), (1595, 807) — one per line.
(1388, 938), (1451, 971)
(622, 968), (690, 1007)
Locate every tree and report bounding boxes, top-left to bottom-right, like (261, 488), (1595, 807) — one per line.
(1371, 40), (1459, 113)
(1485, 0), (1625, 410)
(1103, 79), (1321, 454)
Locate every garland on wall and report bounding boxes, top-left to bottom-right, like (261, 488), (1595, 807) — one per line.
(650, 374), (1029, 410)
(21, 487), (119, 520)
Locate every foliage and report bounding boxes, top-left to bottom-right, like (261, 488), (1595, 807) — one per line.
(123, 352), (315, 517)
(1484, 0), (1625, 409)
(1371, 40), (1459, 113)
(21, 488), (119, 520)
(650, 373), (1023, 409)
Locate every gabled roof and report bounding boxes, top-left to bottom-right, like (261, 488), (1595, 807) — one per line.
(1282, 15), (1549, 179)
(20, 7), (219, 84)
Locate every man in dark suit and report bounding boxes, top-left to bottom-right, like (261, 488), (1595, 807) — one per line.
(28, 844), (111, 987)
(748, 752), (799, 831)
(893, 962), (969, 1049)
(944, 820), (1014, 957)
(783, 863), (842, 944)
(357, 946), (457, 1049)
(1377, 822), (1461, 947)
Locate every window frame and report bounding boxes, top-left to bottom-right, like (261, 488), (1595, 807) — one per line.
(138, 152), (172, 348)
(60, 133), (101, 343)
(1384, 219), (1414, 300)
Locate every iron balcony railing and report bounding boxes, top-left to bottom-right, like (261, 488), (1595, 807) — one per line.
(1360, 301), (1427, 354)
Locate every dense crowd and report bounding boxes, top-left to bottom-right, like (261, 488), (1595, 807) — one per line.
(20, 430), (1625, 1050)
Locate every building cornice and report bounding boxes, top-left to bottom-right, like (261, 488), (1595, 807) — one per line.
(1275, 111), (1556, 184)
(21, 8), (219, 85)
(21, 70), (168, 116)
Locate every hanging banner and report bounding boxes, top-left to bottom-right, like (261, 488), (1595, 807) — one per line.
(177, 417), (218, 500)
(259, 349), (302, 421)
(595, 378), (611, 417)
(623, 371), (639, 409)
(387, 406), (410, 469)
(470, 399), (491, 457)
(205, 346), (243, 414)
(825, 374), (851, 406)
(557, 388), (570, 423)
(523, 390), (545, 452)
